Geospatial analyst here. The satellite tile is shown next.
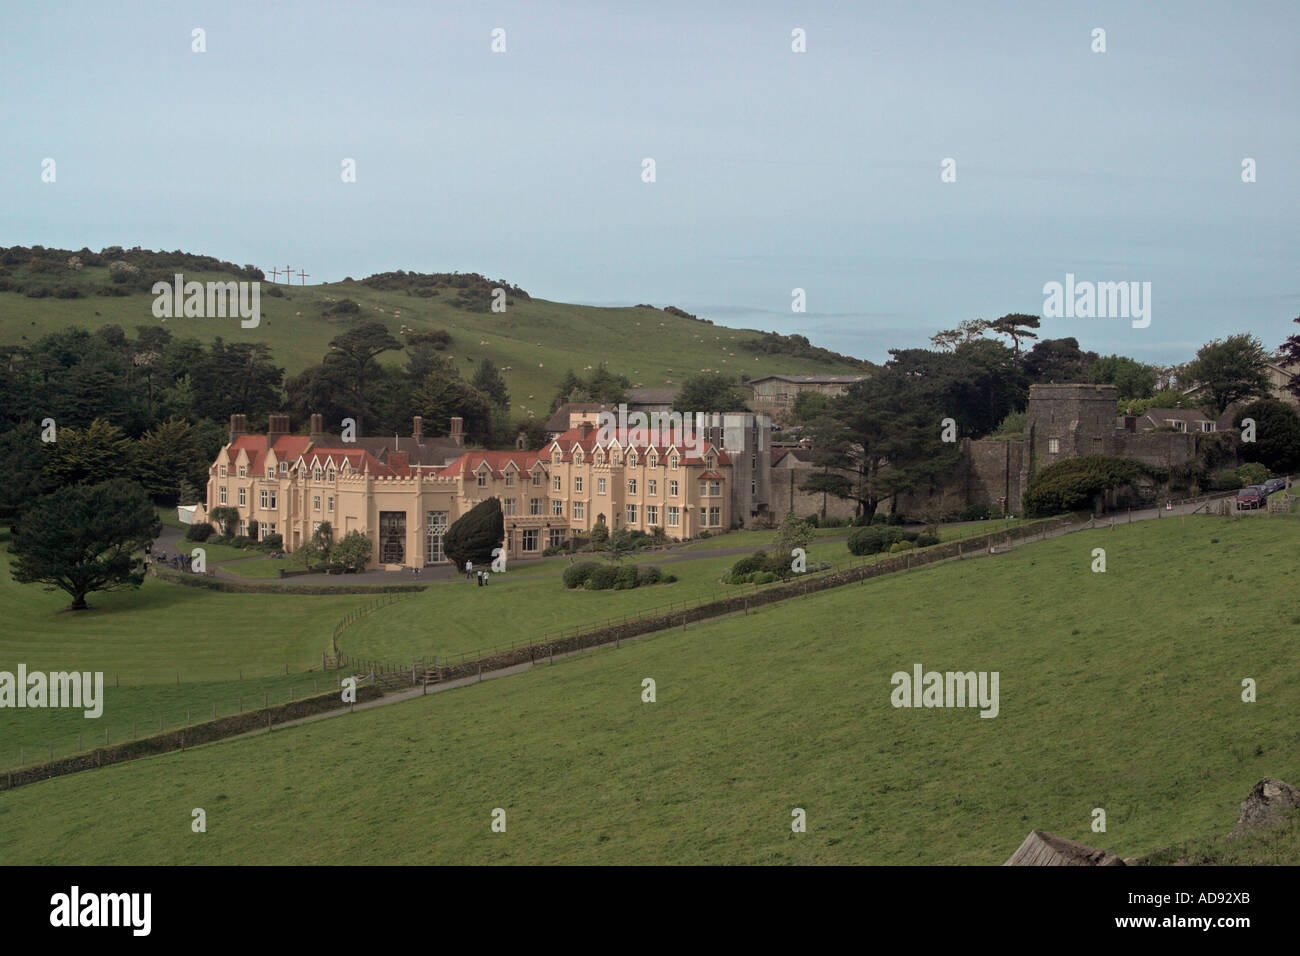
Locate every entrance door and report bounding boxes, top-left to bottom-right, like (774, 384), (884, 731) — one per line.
(379, 511), (406, 564)
(425, 511), (448, 564)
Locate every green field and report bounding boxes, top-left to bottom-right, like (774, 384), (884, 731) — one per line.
(2, 515), (1294, 864)
(0, 262), (868, 416)
(0, 554), (373, 770)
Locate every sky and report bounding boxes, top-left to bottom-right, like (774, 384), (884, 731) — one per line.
(2, 0), (1297, 366)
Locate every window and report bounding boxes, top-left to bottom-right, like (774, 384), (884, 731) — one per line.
(1047, 438), (1060, 454)
(549, 529), (566, 549)
(279, 462), (288, 475)
(595, 449), (604, 465)
(530, 498), (541, 516)
(709, 480), (720, 496)
(219, 487), (227, 504)
(506, 530), (514, 552)
(267, 522), (276, 535)
(648, 454), (657, 467)
(667, 506), (679, 527)
(505, 473), (515, 487)
(238, 465), (246, 478)
(574, 476), (583, 493)
(611, 451), (621, 465)
(266, 468), (274, 479)
(239, 520), (247, 535)
(238, 488), (246, 506)
(627, 451), (637, 466)
(533, 472), (542, 486)
(260, 490), (268, 509)
(597, 478), (607, 494)
(575, 450), (584, 464)
(648, 479), (657, 496)
(553, 452), (561, 465)
(671, 455), (681, 469)
(669, 480), (679, 497)
(477, 472), (488, 487)
(503, 498), (516, 516)
(551, 499), (564, 517)
(314, 467), (323, 481)
(220, 465), (228, 478)
(269, 490), (277, 509)
(522, 529), (539, 551)
(328, 496), (335, 512)
(626, 504), (637, 525)
(646, 505), (658, 526)
(328, 469), (335, 482)
(699, 480), (707, 497)
(574, 501), (585, 520)
(313, 495), (321, 511)
(1201, 421), (1216, 433)
(709, 506), (721, 527)
(553, 475), (562, 492)
(628, 478), (637, 495)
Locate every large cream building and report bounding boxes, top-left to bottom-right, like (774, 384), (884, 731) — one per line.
(205, 414), (730, 569)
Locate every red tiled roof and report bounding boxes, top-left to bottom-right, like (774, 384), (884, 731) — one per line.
(545, 426), (731, 466)
(437, 450), (546, 478)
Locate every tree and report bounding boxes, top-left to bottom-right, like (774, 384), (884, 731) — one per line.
(930, 319), (992, 352)
(0, 424), (58, 532)
(672, 373), (749, 413)
(1234, 399), (1300, 474)
(301, 521), (334, 567)
(333, 530), (373, 572)
(792, 390), (831, 424)
(443, 497), (503, 571)
(132, 417), (206, 503)
(771, 512), (816, 575)
(1279, 316), (1300, 399)
(323, 322), (401, 428)
(1023, 337), (1095, 385)
(1089, 354), (1157, 399)
(606, 528), (636, 562)
(513, 417), (549, 450)
(1185, 334), (1270, 414)
(411, 371), (494, 445)
(9, 479), (157, 610)
(209, 506), (240, 539)
(44, 419), (133, 487)
(471, 358), (510, 408)
(987, 313), (1041, 356)
(589, 519), (609, 550)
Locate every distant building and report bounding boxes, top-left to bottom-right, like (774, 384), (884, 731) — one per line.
(746, 374), (866, 413)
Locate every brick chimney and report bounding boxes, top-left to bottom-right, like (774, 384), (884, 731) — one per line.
(412, 415), (423, 444)
(310, 413), (324, 438)
(450, 416), (464, 446)
(267, 413), (290, 443)
(579, 421), (593, 439)
(229, 413), (247, 444)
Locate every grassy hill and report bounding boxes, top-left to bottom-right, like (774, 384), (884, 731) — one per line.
(0, 250), (871, 420)
(1, 515), (1294, 864)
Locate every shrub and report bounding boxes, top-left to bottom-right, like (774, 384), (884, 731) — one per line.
(542, 545), (563, 557)
(729, 550), (769, 577)
(184, 522), (214, 542)
(1236, 462), (1270, 486)
(333, 530), (372, 572)
(848, 526), (909, 555)
(443, 496), (504, 571)
(751, 570), (777, 584)
(885, 513), (906, 526)
(1210, 472), (1244, 491)
(1023, 455), (1156, 517)
(660, 572), (678, 583)
(230, 535), (250, 549)
(589, 522), (609, 550)
(698, 529), (711, 539)
(871, 513), (886, 525)
(563, 561), (602, 589)
(889, 540), (915, 553)
(259, 533), (283, 550)
(637, 565), (662, 586)
(915, 529), (940, 547)
(586, 565), (620, 590)
(614, 565), (639, 590)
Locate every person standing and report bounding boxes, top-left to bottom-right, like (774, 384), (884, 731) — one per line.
(466, 559), (474, 580)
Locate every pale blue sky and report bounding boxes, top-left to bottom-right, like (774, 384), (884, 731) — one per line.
(2, 0), (1296, 364)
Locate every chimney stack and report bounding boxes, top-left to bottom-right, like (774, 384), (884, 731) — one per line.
(229, 413), (248, 444)
(412, 415), (423, 443)
(310, 413), (324, 438)
(579, 421), (593, 439)
(267, 413), (290, 442)
(450, 416), (464, 446)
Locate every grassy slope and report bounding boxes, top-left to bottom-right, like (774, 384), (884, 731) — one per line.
(0, 263), (869, 418)
(1, 515), (1294, 864)
(0, 559), (373, 769)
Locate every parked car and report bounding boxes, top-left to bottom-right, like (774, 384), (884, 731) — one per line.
(1263, 477), (1286, 494)
(1236, 486), (1265, 510)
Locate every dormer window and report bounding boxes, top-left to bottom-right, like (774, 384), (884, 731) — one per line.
(532, 472), (542, 486)
(279, 462), (288, 474)
(314, 467), (323, 481)
(595, 449), (604, 465)
(266, 468), (274, 479)
(670, 456), (678, 469)
(553, 452), (561, 465)
(648, 453), (658, 467)
(220, 465), (228, 478)
(612, 451), (621, 465)
(477, 472), (488, 487)
(505, 473), (515, 487)
(327, 469), (335, 482)
(238, 465), (246, 478)
(627, 451), (637, 466)
(575, 450), (583, 464)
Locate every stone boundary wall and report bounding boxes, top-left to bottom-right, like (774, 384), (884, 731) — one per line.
(0, 685), (384, 792)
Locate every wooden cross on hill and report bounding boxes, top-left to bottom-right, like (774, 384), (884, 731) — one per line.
(283, 266), (295, 284)
(268, 267), (280, 282)
(299, 270), (310, 285)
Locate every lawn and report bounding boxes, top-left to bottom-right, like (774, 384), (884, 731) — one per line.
(0, 515), (1294, 864)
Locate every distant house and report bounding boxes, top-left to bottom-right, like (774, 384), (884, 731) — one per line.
(544, 402), (607, 439)
(1123, 407), (1221, 434)
(747, 374), (866, 413)
(1264, 356), (1300, 407)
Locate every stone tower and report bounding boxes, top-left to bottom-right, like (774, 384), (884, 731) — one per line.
(1024, 383), (1120, 470)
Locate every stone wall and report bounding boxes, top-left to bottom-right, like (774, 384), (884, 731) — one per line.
(769, 467), (861, 522)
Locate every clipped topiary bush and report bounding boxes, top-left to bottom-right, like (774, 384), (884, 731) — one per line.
(444, 496), (505, 571)
(889, 539), (915, 553)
